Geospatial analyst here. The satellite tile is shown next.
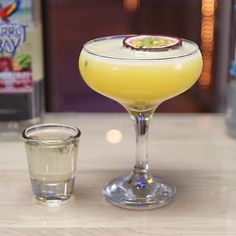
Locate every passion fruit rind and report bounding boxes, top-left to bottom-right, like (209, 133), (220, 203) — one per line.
(123, 35), (182, 51)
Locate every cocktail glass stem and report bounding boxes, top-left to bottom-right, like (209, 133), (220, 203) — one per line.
(103, 107), (176, 209)
(129, 108), (154, 177)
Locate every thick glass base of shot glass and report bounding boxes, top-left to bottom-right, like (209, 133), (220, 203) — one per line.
(103, 173), (176, 210)
(31, 176), (75, 204)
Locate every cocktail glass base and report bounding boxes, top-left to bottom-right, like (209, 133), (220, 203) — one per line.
(103, 173), (176, 210)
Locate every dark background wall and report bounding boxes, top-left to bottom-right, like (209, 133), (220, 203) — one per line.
(42, 0), (228, 113)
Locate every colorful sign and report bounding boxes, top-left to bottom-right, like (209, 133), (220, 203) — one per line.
(0, 0), (33, 93)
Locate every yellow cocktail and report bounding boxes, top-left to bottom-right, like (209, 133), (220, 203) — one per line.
(79, 35), (202, 111)
(79, 35), (202, 210)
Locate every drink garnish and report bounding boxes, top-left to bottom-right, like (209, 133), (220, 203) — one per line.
(123, 35), (182, 51)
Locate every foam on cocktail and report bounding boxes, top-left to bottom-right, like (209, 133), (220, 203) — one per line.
(85, 37), (197, 59)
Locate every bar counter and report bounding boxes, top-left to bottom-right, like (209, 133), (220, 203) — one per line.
(0, 113), (236, 235)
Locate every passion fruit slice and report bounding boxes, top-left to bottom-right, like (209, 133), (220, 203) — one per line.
(123, 35), (182, 51)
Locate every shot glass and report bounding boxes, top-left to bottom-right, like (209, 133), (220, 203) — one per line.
(22, 123), (81, 204)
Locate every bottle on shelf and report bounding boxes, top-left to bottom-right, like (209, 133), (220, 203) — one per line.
(225, 0), (236, 137)
(226, 62), (236, 138)
(0, 0), (44, 139)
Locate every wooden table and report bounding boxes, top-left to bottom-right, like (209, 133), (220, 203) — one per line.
(0, 113), (236, 235)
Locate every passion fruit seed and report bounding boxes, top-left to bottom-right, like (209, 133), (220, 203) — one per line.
(123, 35), (182, 51)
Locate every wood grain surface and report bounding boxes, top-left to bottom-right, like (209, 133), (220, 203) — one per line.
(0, 113), (235, 235)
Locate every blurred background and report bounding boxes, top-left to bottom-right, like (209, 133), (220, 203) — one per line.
(42, 0), (235, 113)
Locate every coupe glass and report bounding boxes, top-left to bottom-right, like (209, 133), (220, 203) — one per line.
(78, 35), (202, 209)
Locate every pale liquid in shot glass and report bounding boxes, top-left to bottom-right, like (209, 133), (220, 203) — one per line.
(24, 125), (80, 203)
